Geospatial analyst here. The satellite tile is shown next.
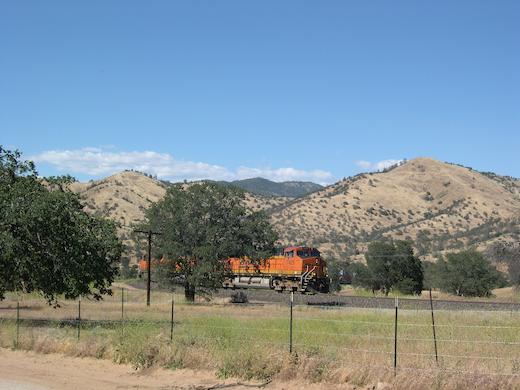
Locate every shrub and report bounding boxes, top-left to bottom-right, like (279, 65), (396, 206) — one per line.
(230, 292), (249, 304)
(364, 240), (423, 295)
(435, 249), (507, 297)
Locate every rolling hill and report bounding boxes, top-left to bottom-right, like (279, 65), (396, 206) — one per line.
(269, 158), (520, 260)
(69, 171), (292, 258)
(69, 158), (520, 263)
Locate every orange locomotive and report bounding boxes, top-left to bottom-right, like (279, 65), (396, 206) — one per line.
(223, 246), (329, 293)
(138, 245), (329, 293)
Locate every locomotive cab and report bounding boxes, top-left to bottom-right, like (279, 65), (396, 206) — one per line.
(284, 246), (329, 292)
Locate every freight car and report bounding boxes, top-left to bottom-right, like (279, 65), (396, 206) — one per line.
(223, 246), (329, 293)
(138, 245), (329, 293)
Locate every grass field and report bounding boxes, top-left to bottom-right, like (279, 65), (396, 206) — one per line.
(1, 287), (520, 389)
(339, 285), (520, 303)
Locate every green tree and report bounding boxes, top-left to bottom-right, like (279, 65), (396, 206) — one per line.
(326, 258), (349, 292)
(436, 249), (506, 297)
(393, 241), (424, 294)
(364, 240), (423, 295)
(486, 242), (520, 287)
(347, 262), (377, 291)
(120, 257), (138, 279)
(422, 260), (440, 290)
(0, 147), (122, 305)
(143, 182), (278, 301)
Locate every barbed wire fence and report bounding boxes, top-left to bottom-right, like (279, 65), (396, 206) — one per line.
(1, 288), (519, 380)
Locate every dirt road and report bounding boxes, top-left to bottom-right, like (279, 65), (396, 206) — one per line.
(0, 348), (358, 390)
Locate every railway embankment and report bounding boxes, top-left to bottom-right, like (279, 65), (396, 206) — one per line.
(217, 289), (520, 311)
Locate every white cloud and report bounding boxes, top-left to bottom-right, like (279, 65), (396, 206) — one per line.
(235, 166), (333, 183)
(355, 160), (373, 170)
(31, 148), (334, 184)
(355, 159), (404, 172)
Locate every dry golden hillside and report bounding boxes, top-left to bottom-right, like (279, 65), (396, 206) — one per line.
(269, 158), (520, 260)
(70, 171), (167, 227)
(69, 171), (291, 260)
(243, 192), (292, 212)
(69, 171), (167, 259)
(70, 159), (520, 263)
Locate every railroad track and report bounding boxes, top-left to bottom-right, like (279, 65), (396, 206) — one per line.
(217, 289), (520, 311)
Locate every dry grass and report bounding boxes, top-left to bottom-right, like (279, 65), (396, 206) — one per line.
(1, 288), (520, 389)
(339, 285), (520, 303)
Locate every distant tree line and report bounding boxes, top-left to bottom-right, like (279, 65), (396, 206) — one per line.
(340, 240), (509, 297)
(124, 169), (158, 180)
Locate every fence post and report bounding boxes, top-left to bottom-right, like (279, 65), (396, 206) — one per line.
(429, 288), (438, 364)
(77, 297), (81, 340)
(393, 296), (398, 376)
(170, 291), (175, 341)
(289, 290), (294, 354)
(16, 301), (20, 349)
(121, 287), (124, 319)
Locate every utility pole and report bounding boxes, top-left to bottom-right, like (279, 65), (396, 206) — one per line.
(134, 229), (161, 306)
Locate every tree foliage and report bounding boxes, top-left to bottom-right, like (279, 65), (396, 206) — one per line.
(353, 240), (423, 295)
(486, 242), (520, 286)
(0, 147), (122, 305)
(433, 249), (506, 297)
(422, 260), (440, 290)
(326, 258), (349, 292)
(143, 182), (278, 301)
(347, 262), (377, 290)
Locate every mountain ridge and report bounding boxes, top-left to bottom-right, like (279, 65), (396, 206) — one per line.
(69, 158), (520, 262)
(217, 177), (323, 198)
(270, 157), (520, 260)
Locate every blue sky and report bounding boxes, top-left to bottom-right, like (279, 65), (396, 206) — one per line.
(1, 1), (519, 184)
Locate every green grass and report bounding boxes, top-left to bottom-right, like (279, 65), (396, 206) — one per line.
(1, 290), (520, 389)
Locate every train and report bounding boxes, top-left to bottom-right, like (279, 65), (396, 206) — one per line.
(138, 245), (329, 293)
(223, 246), (329, 293)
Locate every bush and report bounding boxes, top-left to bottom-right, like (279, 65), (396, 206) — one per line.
(120, 258), (138, 279)
(230, 292), (248, 304)
(422, 260), (439, 290)
(434, 249), (507, 297)
(347, 263), (376, 290)
(326, 259), (350, 292)
(364, 241), (423, 295)
(486, 242), (520, 286)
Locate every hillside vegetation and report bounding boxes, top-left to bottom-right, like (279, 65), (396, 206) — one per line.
(69, 171), (290, 259)
(70, 158), (520, 262)
(270, 158), (520, 260)
(219, 177), (323, 197)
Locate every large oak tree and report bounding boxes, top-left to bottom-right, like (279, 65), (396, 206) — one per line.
(0, 147), (121, 305)
(143, 182), (278, 301)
